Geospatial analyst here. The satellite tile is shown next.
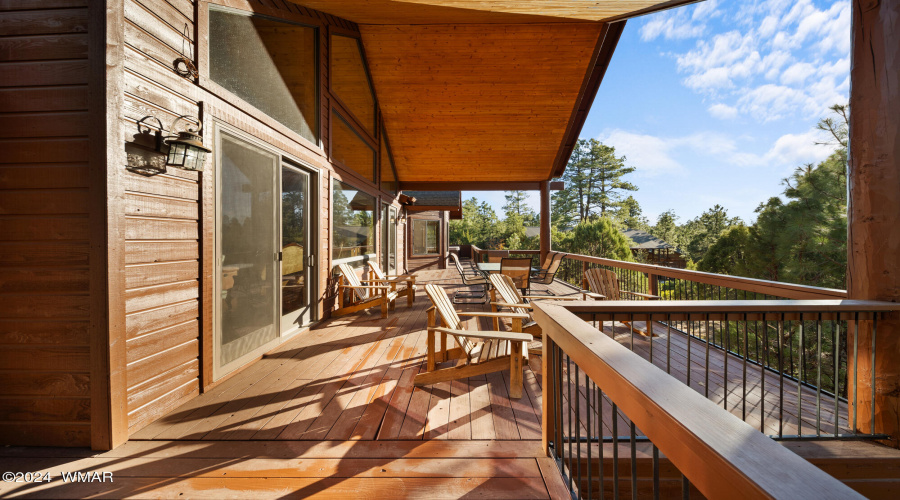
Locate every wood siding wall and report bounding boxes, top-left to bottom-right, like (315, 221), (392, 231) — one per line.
(116, 0), (405, 439)
(0, 0), (92, 447)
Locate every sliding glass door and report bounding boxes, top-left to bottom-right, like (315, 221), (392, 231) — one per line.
(382, 204), (398, 273)
(281, 165), (313, 331)
(216, 132), (279, 375)
(215, 130), (318, 379)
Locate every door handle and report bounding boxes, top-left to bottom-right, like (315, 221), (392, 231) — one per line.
(308, 254), (315, 267)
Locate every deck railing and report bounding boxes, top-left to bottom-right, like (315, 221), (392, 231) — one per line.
(534, 300), (868, 499)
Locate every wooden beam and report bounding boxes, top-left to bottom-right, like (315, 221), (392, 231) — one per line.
(551, 21), (625, 179)
(400, 181), (545, 191)
(539, 180), (550, 263)
(846, 0), (900, 447)
(549, 181), (564, 190)
(602, 0), (705, 22)
(89, 0), (128, 450)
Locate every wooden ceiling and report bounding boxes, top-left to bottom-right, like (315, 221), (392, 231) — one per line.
(292, 1), (694, 24)
(291, 1), (698, 187)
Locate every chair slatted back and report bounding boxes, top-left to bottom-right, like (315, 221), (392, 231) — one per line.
(500, 257), (532, 291)
(338, 263), (369, 302)
(584, 267), (620, 300)
(424, 284), (478, 359)
(490, 273), (527, 310)
(368, 261), (387, 280)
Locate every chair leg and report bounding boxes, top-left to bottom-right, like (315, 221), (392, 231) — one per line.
(509, 341), (523, 399)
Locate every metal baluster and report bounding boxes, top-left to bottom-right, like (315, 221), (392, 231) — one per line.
(612, 403), (619, 500)
(686, 310), (692, 388)
(724, 309), (729, 410)
(587, 377), (592, 500)
(852, 313), (859, 433)
(630, 313), (635, 352)
(558, 344), (565, 479)
(705, 315), (710, 399)
(743, 314), (749, 421)
(682, 475), (690, 500)
(598, 386), (605, 500)
(834, 320), (841, 437)
(777, 313), (784, 439)
(816, 315), (822, 437)
(798, 321), (804, 437)
(568, 354), (574, 490)
(666, 314), (672, 375)
(871, 315), (877, 437)
(630, 422), (637, 500)
(576, 365), (582, 498)
(652, 445), (660, 500)
(761, 315), (768, 434)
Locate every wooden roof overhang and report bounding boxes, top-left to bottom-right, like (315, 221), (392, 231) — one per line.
(291, 1), (701, 189)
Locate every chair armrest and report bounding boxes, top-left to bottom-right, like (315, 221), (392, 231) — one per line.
(580, 290), (606, 300)
(340, 284), (391, 290)
(521, 295), (581, 301)
(620, 290), (661, 300)
(491, 302), (533, 309)
(457, 311), (530, 320)
(359, 278), (394, 284)
(434, 327), (533, 343)
(385, 274), (417, 279)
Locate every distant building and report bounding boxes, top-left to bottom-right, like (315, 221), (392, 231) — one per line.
(621, 229), (687, 269)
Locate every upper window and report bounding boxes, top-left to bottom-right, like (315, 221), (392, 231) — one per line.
(380, 129), (397, 194)
(209, 8), (318, 144)
(332, 180), (375, 263)
(330, 34), (376, 136)
(412, 219), (439, 255)
(332, 109), (375, 182)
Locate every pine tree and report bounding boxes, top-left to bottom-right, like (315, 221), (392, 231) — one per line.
(553, 138), (637, 224)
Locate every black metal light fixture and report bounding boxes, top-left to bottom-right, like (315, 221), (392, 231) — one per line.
(137, 115), (212, 172)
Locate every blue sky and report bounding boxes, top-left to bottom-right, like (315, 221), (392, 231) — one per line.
(464, 0), (849, 224)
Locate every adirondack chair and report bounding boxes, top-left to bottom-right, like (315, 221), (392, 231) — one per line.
(414, 284), (533, 398)
(367, 261), (417, 308)
(581, 267), (660, 335)
(488, 273), (580, 354)
(333, 263), (398, 319)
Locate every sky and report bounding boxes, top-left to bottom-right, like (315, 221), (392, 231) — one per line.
(463, 0), (850, 225)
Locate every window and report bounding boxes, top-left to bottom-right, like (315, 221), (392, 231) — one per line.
(332, 109), (375, 182)
(332, 180), (375, 263)
(209, 8), (318, 143)
(330, 34), (376, 136)
(412, 219), (439, 255)
(380, 129), (397, 194)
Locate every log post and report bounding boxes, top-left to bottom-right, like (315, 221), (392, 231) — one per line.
(539, 180), (551, 264)
(847, 0), (900, 446)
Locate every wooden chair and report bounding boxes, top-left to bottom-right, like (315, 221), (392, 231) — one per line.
(333, 263), (398, 319)
(367, 261), (417, 308)
(488, 273), (580, 354)
(581, 267), (660, 335)
(500, 256), (532, 294)
(414, 284), (533, 398)
(530, 252), (566, 295)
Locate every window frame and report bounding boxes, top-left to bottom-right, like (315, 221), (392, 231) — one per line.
(411, 218), (441, 257)
(331, 178), (377, 267)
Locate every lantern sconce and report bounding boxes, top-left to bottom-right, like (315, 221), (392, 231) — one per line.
(136, 115), (212, 172)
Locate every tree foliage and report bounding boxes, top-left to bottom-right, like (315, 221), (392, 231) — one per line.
(552, 139), (637, 225)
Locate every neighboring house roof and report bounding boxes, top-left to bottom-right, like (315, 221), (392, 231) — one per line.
(401, 191), (461, 213)
(622, 229), (677, 251)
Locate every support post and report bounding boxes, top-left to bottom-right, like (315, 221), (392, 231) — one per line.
(539, 180), (551, 264)
(847, 0), (900, 446)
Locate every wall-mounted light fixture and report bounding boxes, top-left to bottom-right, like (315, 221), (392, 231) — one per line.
(137, 115), (212, 172)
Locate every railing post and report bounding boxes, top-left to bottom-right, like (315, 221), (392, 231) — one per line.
(542, 335), (555, 457)
(649, 273), (659, 296)
(847, 0), (900, 447)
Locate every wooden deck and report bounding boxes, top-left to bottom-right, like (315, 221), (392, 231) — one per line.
(0, 267), (865, 498)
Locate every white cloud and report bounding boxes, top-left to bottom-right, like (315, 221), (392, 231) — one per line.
(708, 103), (738, 119)
(648, 0), (850, 120)
(597, 130), (684, 176)
(764, 129), (835, 166)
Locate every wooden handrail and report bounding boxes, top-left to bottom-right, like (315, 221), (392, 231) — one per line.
(534, 301), (864, 500)
(561, 253), (847, 299)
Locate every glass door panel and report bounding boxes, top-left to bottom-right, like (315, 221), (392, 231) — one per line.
(281, 166), (312, 331)
(383, 205), (398, 273)
(217, 133), (278, 375)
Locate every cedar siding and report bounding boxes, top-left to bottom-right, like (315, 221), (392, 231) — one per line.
(0, 0), (92, 447)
